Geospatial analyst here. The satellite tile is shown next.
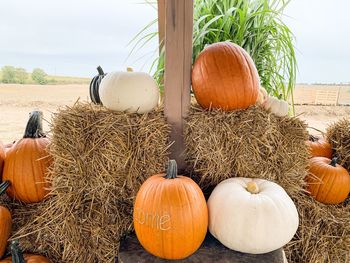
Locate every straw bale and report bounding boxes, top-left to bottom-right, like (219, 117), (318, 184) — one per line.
(285, 195), (350, 263)
(10, 102), (170, 263)
(185, 105), (309, 198)
(327, 118), (350, 170)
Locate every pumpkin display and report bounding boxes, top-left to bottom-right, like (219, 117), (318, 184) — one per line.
(99, 67), (159, 114)
(306, 157), (350, 204)
(207, 177), (299, 254)
(264, 95), (289, 117)
(0, 141), (5, 176)
(89, 66), (106, 105)
(0, 181), (12, 259)
(133, 160), (208, 260)
(0, 240), (51, 263)
(306, 135), (332, 158)
(2, 111), (52, 203)
(191, 42), (260, 111)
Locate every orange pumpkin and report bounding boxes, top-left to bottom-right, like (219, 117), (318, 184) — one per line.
(0, 240), (51, 263)
(133, 160), (208, 260)
(2, 111), (52, 203)
(0, 142), (5, 176)
(306, 157), (350, 204)
(306, 135), (332, 158)
(192, 42), (260, 111)
(0, 181), (12, 259)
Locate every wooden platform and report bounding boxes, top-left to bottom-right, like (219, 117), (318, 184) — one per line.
(118, 233), (287, 263)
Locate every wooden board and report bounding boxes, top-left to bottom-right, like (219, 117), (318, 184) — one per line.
(118, 233), (287, 263)
(315, 89), (339, 105)
(163, 0), (193, 171)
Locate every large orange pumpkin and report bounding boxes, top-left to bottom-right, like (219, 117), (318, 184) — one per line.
(306, 135), (332, 158)
(133, 160), (208, 260)
(306, 157), (350, 204)
(192, 42), (260, 111)
(0, 240), (51, 263)
(0, 142), (5, 176)
(2, 111), (52, 203)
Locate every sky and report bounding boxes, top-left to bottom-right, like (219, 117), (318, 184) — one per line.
(0, 0), (349, 84)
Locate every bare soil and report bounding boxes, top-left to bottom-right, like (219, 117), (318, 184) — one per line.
(0, 84), (349, 143)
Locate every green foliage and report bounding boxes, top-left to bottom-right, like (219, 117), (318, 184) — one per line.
(32, 68), (48, 84)
(14, 68), (28, 84)
(1, 66), (16, 83)
(131, 0), (297, 108)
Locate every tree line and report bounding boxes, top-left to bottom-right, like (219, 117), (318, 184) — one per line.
(1, 66), (48, 84)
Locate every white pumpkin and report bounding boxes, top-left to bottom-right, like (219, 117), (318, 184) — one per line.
(256, 87), (268, 106)
(99, 67), (159, 114)
(264, 96), (289, 117)
(208, 177), (299, 254)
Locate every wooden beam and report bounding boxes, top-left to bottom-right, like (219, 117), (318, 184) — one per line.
(157, 0), (165, 53)
(164, 0), (193, 171)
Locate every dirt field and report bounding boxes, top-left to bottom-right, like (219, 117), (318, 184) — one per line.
(0, 84), (349, 143)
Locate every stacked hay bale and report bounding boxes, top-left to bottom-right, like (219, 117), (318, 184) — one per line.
(8, 102), (170, 263)
(185, 105), (309, 198)
(327, 118), (350, 170)
(185, 105), (350, 263)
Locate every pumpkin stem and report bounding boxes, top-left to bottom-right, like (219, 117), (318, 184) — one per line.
(23, 111), (45, 138)
(309, 135), (319, 142)
(97, 66), (104, 76)
(0, 180), (10, 196)
(330, 157), (338, 167)
(10, 240), (26, 263)
(164, 160), (178, 179)
(246, 181), (259, 194)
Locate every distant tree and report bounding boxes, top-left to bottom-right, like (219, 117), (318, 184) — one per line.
(15, 67), (28, 84)
(32, 68), (47, 84)
(1, 66), (16, 83)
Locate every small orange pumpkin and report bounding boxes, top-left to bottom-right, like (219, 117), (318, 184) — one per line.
(0, 240), (51, 263)
(192, 42), (260, 111)
(306, 135), (332, 158)
(133, 160), (208, 260)
(306, 157), (350, 204)
(2, 111), (52, 203)
(0, 181), (12, 259)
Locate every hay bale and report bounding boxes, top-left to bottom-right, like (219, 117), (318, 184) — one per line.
(285, 195), (350, 263)
(327, 118), (350, 170)
(185, 105), (309, 198)
(11, 102), (170, 263)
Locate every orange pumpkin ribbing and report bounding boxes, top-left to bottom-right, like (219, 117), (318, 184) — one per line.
(0, 206), (12, 258)
(3, 138), (51, 203)
(307, 157), (350, 204)
(306, 135), (333, 158)
(192, 42), (260, 111)
(134, 161), (208, 260)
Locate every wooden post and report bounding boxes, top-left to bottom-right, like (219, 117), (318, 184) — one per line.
(163, 0), (193, 171)
(157, 0), (165, 53)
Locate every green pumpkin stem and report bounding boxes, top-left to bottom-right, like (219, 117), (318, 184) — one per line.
(97, 66), (104, 76)
(164, 160), (178, 179)
(23, 111), (45, 138)
(330, 158), (338, 167)
(10, 240), (26, 263)
(0, 181), (10, 196)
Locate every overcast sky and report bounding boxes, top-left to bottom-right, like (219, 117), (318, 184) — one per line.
(0, 0), (349, 84)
